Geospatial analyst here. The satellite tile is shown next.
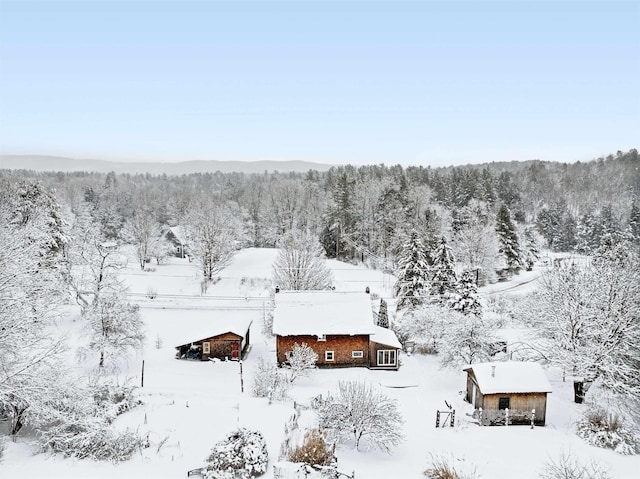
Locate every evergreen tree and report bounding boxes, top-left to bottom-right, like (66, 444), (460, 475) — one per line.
(496, 204), (521, 274)
(321, 172), (356, 259)
(394, 232), (430, 312)
(448, 271), (482, 317)
(430, 236), (457, 301)
(519, 226), (541, 271)
(377, 298), (389, 328)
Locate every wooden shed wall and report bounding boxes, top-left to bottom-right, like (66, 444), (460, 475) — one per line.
(200, 332), (244, 360)
(276, 335), (369, 367)
(483, 393), (547, 425)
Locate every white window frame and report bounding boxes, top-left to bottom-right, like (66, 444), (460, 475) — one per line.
(325, 351), (335, 361)
(202, 342), (210, 355)
(377, 349), (396, 366)
(352, 351), (363, 358)
(317, 334), (327, 342)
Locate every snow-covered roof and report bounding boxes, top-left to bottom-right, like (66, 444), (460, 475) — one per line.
(371, 325), (402, 349)
(272, 291), (375, 336)
(463, 361), (553, 394)
(173, 311), (253, 347)
(169, 226), (187, 245)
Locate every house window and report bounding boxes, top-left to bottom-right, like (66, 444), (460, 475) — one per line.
(317, 334), (326, 341)
(202, 342), (210, 355)
(377, 350), (396, 366)
(352, 351), (363, 358)
(325, 351), (334, 361)
(498, 397), (510, 410)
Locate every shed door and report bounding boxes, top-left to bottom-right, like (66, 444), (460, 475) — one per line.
(472, 383), (477, 407)
(231, 341), (239, 360)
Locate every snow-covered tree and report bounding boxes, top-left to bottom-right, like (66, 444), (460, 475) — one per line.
(185, 198), (244, 286)
(519, 242), (640, 404)
(394, 231), (430, 312)
(316, 380), (403, 453)
(430, 236), (457, 302)
(448, 271), (482, 317)
(519, 226), (541, 271)
(0, 189), (68, 436)
(438, 311), (496, 367)
(82, 289), (145, 369)
(496, 204), (521, 274)
(123, 207), (162, 270)
(272, 230), (333, 290)
(451, 219), (500, 285)
(205, 428), (268, 479)
(284, 342), (318, 383)
(377, 298), (389, 328)
(65, 205), (145, 370)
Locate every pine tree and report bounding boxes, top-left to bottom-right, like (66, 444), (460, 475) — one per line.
(520, 226), (540, 271)
(496, 204), (521, 274)
(449, 271), (482, 317)
(430, 236), (457, 301)
(377, 298), (389, 328)
(394, 232), (430, 312)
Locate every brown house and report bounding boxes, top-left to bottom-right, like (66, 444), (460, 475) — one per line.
(175, 317), (252, 361)
(463, 362), (553, 426)
(272, 291), (401, 370)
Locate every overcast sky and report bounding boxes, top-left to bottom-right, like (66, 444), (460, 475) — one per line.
(0, 0), (638, 167)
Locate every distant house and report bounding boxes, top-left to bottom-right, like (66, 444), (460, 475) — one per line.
(175, 317), (252, 361)
(463, 362), (552, 426)
(272, 291), (401, 370)
(163, 226), (189, 258)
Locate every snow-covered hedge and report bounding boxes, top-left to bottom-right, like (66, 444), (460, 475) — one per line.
(576, 407), (640, 455)
(205, 428), (268, 479)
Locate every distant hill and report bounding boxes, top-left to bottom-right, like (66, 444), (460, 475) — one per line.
(0, 155), (334, 175)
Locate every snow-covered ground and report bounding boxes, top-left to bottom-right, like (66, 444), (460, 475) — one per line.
(2, 248), (638, 478)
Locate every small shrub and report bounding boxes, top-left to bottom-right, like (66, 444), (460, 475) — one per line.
(146, 286), (157, 299)
(251, 359), (289, 402)
(288, 429), (334, 467)
(577, 407), (640, 455)
(424, 453), (478, 479)
(205, 428), (268, 479)
(154, 333), (163, 349)
(539, 451), (611, 479)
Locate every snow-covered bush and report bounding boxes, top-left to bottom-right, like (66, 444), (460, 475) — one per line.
(33, 385), (143, 462)
(40, 421), (142, 462)
(204, 428), (268, 479)
(315, 380), (403, 453)
(284, 342), (318, 383)
(92, 381), (141, 422)
(423, 453), (478, 479)
(288, 429), (334, 467)
(251, 359), (289, 402)
(576, 407), (640, 455)
(539, 451), (611, 479)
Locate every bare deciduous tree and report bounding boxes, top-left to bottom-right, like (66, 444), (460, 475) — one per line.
(316, 380), (404, 453)
(272, 231), (333, 290)
(284, 342), (318, 383)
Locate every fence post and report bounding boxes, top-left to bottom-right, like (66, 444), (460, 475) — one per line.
(435, 411), (440, 428)
(450, 410), (455, 427)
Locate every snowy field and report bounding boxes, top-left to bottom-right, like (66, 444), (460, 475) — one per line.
(2, 248), (638, 478)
